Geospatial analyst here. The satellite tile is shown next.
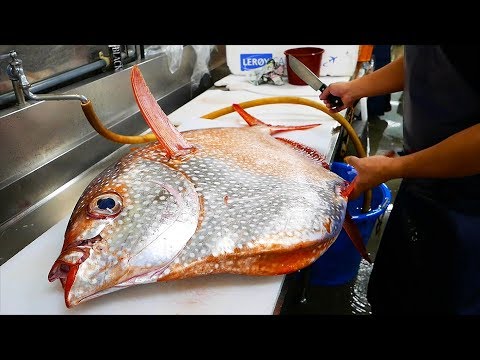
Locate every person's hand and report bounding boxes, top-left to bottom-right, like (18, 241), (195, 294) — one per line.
(344, 154), (396, 200)
(319, 81), (358, 113)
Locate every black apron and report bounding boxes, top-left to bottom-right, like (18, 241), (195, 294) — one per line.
(367, 45), (480, 314)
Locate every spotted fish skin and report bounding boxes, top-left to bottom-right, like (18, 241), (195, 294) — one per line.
(48, 124), (348, 307)
(159, 126), (348, 279)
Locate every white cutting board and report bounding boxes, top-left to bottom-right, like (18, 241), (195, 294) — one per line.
(0, 88), (345, 315)
(0, 216), (284, 315)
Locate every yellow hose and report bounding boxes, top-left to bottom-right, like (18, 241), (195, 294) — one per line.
(81, 96), (371, 211)
(81, 101), (157, 144)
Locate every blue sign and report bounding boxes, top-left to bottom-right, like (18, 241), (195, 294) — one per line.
(240, 53), (273, 71)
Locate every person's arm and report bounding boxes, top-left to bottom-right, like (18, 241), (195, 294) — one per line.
(320, 55), (405, 113)
(345, 123), (480, 199)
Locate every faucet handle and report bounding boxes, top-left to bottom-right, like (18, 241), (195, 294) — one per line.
(1, 50), (30, 89)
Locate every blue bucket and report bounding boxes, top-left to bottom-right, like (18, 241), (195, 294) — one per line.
(310, 161), (392, 286)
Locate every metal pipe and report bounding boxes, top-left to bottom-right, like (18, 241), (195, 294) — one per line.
(29, 59), (106, 93)
(24, 90), (88, 104)
(11, 79), (26, 106)
(136, 45), (145, 60)
(0, 59), (106, 107)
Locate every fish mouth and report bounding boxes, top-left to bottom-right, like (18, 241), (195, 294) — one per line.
(48, 234), (102, 308)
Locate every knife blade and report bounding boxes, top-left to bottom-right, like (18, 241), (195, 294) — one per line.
(287, 54), (344, 108)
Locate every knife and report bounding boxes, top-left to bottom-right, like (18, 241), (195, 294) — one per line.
(287, 54), (344, 108)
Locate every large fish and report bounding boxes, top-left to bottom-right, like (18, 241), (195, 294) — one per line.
(48, 65), (366, 308)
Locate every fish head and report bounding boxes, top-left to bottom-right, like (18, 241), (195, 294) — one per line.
(48, 153), (201, 307)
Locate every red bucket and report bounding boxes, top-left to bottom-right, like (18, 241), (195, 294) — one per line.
(284, 47), (324, 85)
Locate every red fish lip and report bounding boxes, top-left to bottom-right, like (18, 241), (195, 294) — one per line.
(48, 235), (102, 283)
(48, 256), (81, 308)
(48, 235), (103, 308)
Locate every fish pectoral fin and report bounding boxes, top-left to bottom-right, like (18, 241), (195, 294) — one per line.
(232, 104), (320, 134)
(131, 65), (194, 158)
(342, 211), (373, 264)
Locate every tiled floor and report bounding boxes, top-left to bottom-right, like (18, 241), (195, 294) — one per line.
(281, 91), (405, 315)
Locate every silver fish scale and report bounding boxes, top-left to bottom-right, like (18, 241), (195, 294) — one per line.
(106, 158), (198, 266)
(165, 153), (346, 272)
(70, 155), (200, 296)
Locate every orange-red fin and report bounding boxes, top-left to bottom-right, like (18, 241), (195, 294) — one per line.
(131, 65), (194, 158)
(340, 177), (356, 198)
(275, 137), (330, 169)
(232, 103), (266, 126)
(343, 211), (372, 264)
(269, 123), (320, 134)
(232, 103), (320, 134)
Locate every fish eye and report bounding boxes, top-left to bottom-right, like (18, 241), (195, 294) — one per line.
(87, 193), (123, 218)
(97, 197), (116, 209)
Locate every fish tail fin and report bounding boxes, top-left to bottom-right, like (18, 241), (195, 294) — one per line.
(232, 103), (320, 134)
(342, 211), (372, 264)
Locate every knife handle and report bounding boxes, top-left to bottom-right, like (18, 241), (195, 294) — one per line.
(327, 94), (344, 108)
(319, 84), (344, 108)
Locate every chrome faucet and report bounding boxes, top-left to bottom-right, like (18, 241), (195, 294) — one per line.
(1, 50), (89, 107)
(1, 51), (28, 106)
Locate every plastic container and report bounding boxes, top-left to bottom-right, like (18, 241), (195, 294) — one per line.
(284, 47), (324, 85)
(225, 45), (359, 77)
(310, 162), (392, 286)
